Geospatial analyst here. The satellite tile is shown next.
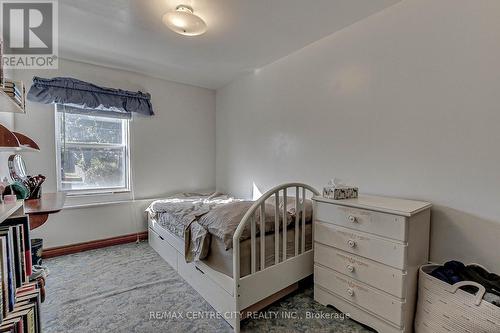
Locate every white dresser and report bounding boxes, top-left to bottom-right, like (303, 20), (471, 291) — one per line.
(312, 195), (431, 333)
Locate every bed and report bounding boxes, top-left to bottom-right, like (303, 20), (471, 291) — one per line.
(147, 183), (319, 332)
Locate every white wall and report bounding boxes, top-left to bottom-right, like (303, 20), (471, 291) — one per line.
(0, 112), (16, 180)
(216, 0), (500, 271)
(11, 58), (215, 248)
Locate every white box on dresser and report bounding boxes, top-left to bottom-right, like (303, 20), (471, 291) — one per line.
(312, 195), (431, 333)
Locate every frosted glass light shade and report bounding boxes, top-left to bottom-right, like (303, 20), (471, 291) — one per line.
(162, 5), (207, 36)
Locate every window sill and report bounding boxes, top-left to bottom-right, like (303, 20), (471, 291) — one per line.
(65, 189), (131, 197)
(63, 191), (134, 208)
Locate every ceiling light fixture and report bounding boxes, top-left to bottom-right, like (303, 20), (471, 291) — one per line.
(162, 5), (207, 36)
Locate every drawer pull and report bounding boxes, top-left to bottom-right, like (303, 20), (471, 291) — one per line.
(347, 288), (355, 297)
(158, 235), (164, 240)
(195, 266), (205, 274)
(347, 239), (356, 248)
(348, 215), (357, 223)
(346, 264), (355, 273)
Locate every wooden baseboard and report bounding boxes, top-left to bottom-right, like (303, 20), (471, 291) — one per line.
(42, 231), (148, 259)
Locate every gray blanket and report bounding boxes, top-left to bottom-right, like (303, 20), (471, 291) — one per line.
(146, 193), (312, 263)
(146, 192), (239, 262)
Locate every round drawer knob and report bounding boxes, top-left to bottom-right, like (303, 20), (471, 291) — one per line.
(347, 240), (356, 248)
(346, 264), (355, 273)
(348, 215), (357, 223)
(347, 288), (355, 297)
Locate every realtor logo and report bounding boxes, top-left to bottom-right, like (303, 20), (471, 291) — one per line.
(1, 0), (58, 68)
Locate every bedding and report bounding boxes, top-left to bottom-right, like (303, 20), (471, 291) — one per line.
(198, 197), (313, 250)
(205, 223), (313, 277)
(150, 214), (313, 278)
(146, 191), (238, 261)
(197, 201), (283, 250)
(146, 193), (313, 263)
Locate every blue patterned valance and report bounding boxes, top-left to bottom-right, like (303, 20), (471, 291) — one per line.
(27, 76), (154, 118)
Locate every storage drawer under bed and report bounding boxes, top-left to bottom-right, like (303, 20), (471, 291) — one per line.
(149, 227), (178, 270)
(176, 252), (237, 326)
(148, 221), (235, 296)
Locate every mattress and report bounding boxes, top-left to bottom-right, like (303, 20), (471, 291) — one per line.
(155, 213), (312, 278)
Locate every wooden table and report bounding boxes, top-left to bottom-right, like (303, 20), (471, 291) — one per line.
(24, 193), (66, 229)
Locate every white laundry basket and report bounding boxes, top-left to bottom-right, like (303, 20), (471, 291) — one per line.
(414, 264), (500, 333)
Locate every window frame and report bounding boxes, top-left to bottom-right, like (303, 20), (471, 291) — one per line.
(54, 105), (132, 196)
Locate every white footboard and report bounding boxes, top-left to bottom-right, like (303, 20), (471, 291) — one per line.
(149, 182), (319, 333)
(232, 183), (319, 332)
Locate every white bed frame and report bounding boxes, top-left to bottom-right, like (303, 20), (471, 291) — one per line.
(148, 183), (319, 332)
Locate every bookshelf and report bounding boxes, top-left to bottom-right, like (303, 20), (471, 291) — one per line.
(0, 90), (25, 114)
(0, 200), (42, 332)
(0, 40), (43, 332)
(0, 39), (26, 114)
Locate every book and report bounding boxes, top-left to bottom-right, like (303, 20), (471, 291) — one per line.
(0, 316), (25, 333)
(0, 307), (31, 332)
(26, 307), (35, 333)
(15, 286), (35, 297)
(0, 237), (8, 319)
(10, 227), (22, 289)
(2, 218), (32, 278)
(0, 230), (16, 313)
(0, 40), (3, 87)
(16, 227), (26, 285)
(0, 324), (16, 332)
(0, 266), (2, 324)
(11, 293), (39, 333)
(11, 302), (36, 333)
(0, 316), (22, 332)
(1, 80), (24, 109)
(0, 218), (39, 330)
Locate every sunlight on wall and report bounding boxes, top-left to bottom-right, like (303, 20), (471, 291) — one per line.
(252, 182), (262, 200)
(331, 64), (371, 95)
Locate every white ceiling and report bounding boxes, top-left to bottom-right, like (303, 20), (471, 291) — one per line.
(59, 0), (400, 89)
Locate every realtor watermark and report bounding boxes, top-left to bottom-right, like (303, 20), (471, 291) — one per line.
(1, 0), (58, 69)
(149, 310), (351, 322)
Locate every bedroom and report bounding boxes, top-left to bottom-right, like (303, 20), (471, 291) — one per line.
(0, 0), (499, 332)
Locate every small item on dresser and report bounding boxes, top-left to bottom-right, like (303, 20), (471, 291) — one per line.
(3, 182), (30, 199)
(322, 178), (358, 200)
(3, 194), (16, 204)
(25, 174), (45, 199)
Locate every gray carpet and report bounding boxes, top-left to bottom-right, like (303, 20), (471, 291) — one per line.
(42, 241), (374, 332)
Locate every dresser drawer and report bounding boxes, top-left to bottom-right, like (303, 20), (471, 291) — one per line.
(316, 201), (407, 241)
(314, 264), (406, 328)
(314, 221), (407, 269)
(315, 243), (407, 298)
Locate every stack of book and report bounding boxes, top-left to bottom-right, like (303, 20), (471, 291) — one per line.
(0, 40), (3, 86)
(0, 218), (41, 333)
(1, 81), (25, 109)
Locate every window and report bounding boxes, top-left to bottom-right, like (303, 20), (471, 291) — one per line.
(55, 105), (130, 195)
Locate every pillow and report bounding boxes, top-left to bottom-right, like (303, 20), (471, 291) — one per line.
(267, 196), (313, 224)
(198, 201), (282, 250)
(197, 197), (313, 250)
